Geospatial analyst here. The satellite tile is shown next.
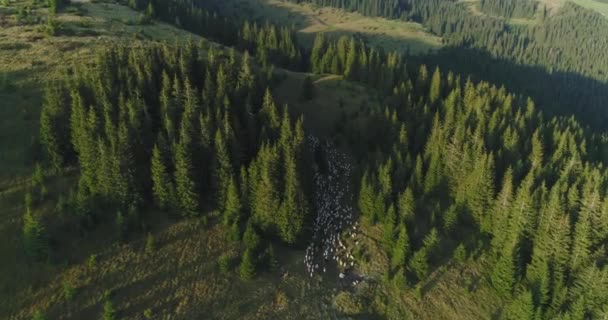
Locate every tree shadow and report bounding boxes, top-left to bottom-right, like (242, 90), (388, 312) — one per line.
(412, 46), (608, 132)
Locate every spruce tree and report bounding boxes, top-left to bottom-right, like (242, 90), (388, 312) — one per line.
(397, 188), (414, 222)
(429, 67), (442, 104)
(174, 143), (199, 217)
(239, 248), (256, 280)
(102, 299), (116, 320)
(22, 193), (48, 261)
(502, 290), (535, 320)
(409, 248), (429, 282)
(223, 176), (241, 226)
(40, 83), (70, 170)
(214, 129), (233, 211)
(150, 144), (173, 210)
(358, 171), (375, 219)
(390, 225), (410, 270)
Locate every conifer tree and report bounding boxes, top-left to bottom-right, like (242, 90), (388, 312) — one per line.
(570, 206), (591, 271)
(429, 67), (442, 104)
(22, 193), (48, 261)
(223, 176), (241, 226)
(150, 144), (173, 210)
(102, 299), (116, 320)
(239, 249), (256, 280)
(397, 188), (414, 222)
(503, 290), (535, 320)
(358, 171), (375, 219)
(40, 84), (70, 170)
(213, 130), (233, 210)
(344, 38), (359, 80)
(243, 221), (261, 251)
(390, 225), (410, 270)
(409, 248), (429, 282)
(249, 145), (280, 231)
(174, 143), (199, 217)
(260, 89), (280, 133)
(491, 248), (516, 296)
(278, 152), (307, 244)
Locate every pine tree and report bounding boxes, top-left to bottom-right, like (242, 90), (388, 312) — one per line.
(213, 130), (233, 210)
(390, 225), (410, 270)
(223, 176), (241, 226)
(570, 206), (591, 271)
(243, 221), (261, 251)
(344, 37), (359, 80)
(409, 248), (429, 282)
(239, 248), (256, 280)
(249, 145), (280, 231)
(502, 290), (535, 320)
(260, 88), (280, 132)
(22, 193), (48, 261)
(491, 248), (516, 296)
(429, 67), (442, 104)
(310, 33), (327, 73)
(383, 204), (397, 252)
(174, 143), (199, 217)
(40, 83), (70, 170)
(32, 310), (46, 320)
(397, 188), (414, 222)
(102, 299), (116, 320)
(150, 144), (173, 210)
(358, 171), (376, 220)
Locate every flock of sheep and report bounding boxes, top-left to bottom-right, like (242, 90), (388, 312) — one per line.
(304, 137), (361, 286)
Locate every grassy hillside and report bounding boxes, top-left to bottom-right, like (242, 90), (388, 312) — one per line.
(209, 0), (443, 54)
(0, 1), (512, 319)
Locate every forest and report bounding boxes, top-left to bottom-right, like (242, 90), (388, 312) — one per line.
(3, 0), (608, 319)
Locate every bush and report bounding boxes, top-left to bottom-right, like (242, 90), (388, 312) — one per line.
(42, 18), (61, 37)
(63, 281), (76, 302)
(115, 211), (126, 241)
(145, 233), (155, 255)
(32, 310), (46, 320)
(239, 249), (256, 280)
(218, 253), (232, 274)
(333, 292), (364, 315)
(23, 193), (49, 261)
(87, 254), (98, 269)
(102, 299), (115, 320)
(143, 308), (153, 319)
(136, 13), (152, 25)
(453, 244), (467, 264)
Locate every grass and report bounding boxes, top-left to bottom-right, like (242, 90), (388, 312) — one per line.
(272, 71), (375, 136)
(214, 0), (443, 54)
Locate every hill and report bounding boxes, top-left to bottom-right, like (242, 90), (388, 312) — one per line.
(206, 0), (443, 54)
(2, 0), (608, 319)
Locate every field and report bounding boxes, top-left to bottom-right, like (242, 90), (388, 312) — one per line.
(212, 0), (443, 54)
(0, 1), (507, 319)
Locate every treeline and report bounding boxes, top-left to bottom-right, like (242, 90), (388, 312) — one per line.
(126, 0), (303, 69)
(284, 0), (409, 18)
(282, 0), (608, 128)
(38, 42), (312, 274)
(479, 0), (538, 19)
(344, 61), (608, 319)
(309, 33), (406, 90)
